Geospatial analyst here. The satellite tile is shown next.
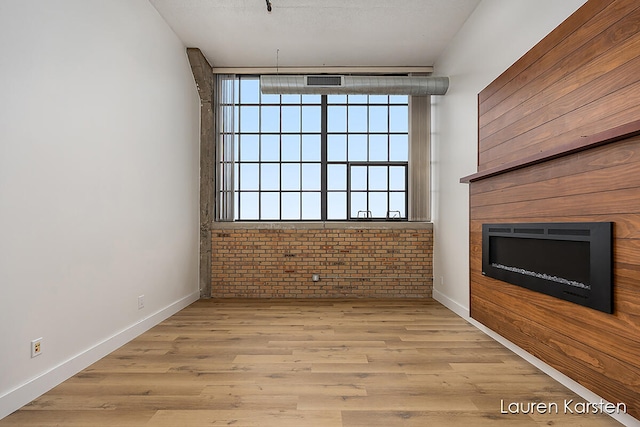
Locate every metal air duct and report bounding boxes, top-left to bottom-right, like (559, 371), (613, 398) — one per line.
(260, 75), (449, 96)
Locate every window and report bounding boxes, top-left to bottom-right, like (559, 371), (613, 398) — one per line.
(218, 76), (416, 221)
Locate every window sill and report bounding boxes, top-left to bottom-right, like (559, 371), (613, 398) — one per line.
(211, 221), (433, 230)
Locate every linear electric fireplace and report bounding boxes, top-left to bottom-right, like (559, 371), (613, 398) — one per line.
(482, 222), (613, 313)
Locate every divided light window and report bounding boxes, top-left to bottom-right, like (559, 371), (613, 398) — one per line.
(218, 76), (409, 221)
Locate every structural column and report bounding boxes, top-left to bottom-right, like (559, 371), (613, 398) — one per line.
(187, 48), (214, 298)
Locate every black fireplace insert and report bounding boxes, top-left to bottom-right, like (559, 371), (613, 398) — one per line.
(482, 222), (613, 313)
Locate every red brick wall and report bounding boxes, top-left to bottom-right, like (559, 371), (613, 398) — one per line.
(211, 225), (433, 298)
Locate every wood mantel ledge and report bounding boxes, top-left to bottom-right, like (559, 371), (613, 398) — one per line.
(460, 119), (640, 183)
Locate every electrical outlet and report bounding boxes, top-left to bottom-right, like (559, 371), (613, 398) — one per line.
(31, 338), (42, 358)
(138, 295), (145, 310)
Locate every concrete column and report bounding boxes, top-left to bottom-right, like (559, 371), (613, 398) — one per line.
(187, 48), (214, 298)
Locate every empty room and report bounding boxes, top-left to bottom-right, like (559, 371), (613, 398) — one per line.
(1, 0), (638, 426)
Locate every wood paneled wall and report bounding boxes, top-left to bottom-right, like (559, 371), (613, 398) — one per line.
(478, 0), (640, 171)
(468, 0), (640, 419)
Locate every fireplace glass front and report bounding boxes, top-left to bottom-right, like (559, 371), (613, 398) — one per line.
(482, 222), (613, 313)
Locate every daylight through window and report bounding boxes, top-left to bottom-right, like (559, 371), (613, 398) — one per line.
(217, 76), (410, 221)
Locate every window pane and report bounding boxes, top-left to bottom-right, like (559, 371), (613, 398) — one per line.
(261, 163), (279, 190)
(281, 135), (300, 161)
(389, 95), (408, 104)
(302, 163), (320, 190)
(302, 134), (320, 161)
(261, 135), (279, 161)
(302, 192), (320, 220)
(281, 164), (300, 191)
(351, 192), (367, 218)
(369, 95), (388, 104)
(369, 192), (388, 218)
(328, 94), (347, 104)
(261, 92), (280, 104)
(239, 192), (259, 219)
(240, 106), (259, 132)
(390, 105), (408, 132)
(261, 106), (280, 132)
(234, 191), (239, 220)
(389, 192), (406, 217)
(327, 134), (346, 161)
(302, 106), (321, 132)
(240, 135), (259, 161)
(327, 192), (346, 220)
(369, 106), (388, 133)
(240, 163), (258, 190)
(348, 94), (367, 104)
(282, 94), (301, 104)
(281, 192), (301, 220)
(327, 164), (346, 191)
(302, 94), (321, 104)
(348, 105), (367, 132)
(348, 134), (367, 161)
(234, 162), (239, 190)
(261, 192), (280, 220)
(328, 106), (346, 132)
(240, 78), (259, 104)
(389, 134), (408, 161)
(369, 135), (388, 161)
(282, 106), (300, 132)
(390, 166), (405, 190)
(351, 166), (367, 191)
(369, 166), (388, 191)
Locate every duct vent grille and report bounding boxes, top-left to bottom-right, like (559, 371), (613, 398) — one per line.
(305, 75), (343, 87)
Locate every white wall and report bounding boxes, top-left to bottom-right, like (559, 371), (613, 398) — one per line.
(431, 0), (587, 314)
(0, 0), (200, 417)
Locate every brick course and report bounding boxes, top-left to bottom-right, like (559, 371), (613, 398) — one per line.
(211, 226), (433, 298)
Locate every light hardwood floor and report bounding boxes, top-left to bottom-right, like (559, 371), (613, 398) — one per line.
(1, 299), (621, 426)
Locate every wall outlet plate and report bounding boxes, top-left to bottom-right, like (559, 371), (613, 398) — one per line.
(31, 338), (42, 358)
(138, 295), (145, 310)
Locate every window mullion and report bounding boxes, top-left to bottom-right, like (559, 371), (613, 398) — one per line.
(236, 81), (242, 219)
(320, 95), (328, 221)
(258, 96), (262, 220)
(346, 163), (351, 220)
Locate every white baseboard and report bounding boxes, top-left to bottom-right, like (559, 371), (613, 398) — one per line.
(433, 289), (640, 427)
(0, 291), (200, 420)
(432, 288), (469, 318)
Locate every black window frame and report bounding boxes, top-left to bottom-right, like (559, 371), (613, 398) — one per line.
(224, 75), (409, 222)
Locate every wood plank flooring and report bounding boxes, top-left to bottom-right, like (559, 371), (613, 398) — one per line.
(0, 299), (621, 426)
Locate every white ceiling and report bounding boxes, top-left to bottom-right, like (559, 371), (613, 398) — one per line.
(149, 0), (480, 69)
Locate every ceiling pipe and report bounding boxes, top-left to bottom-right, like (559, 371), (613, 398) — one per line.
(260, 75), (449, 96)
